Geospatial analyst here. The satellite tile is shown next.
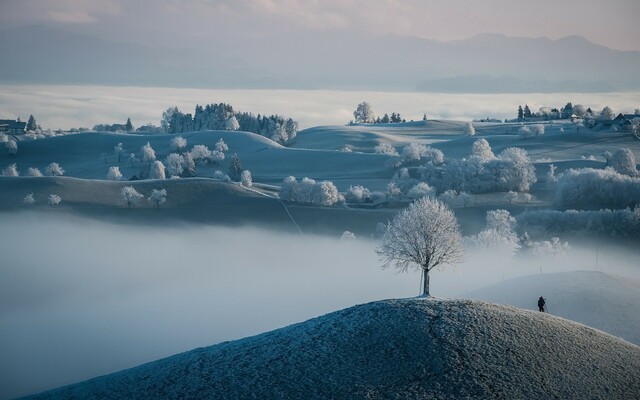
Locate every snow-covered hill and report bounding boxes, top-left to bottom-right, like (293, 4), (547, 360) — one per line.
(465, 271), (640, 345)
(23, 299), (640, 399)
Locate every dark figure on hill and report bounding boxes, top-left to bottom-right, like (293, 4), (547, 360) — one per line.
(538, 296), (546, 312)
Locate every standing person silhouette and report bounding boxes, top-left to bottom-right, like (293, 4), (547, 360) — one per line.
(538, 296), (546, 312)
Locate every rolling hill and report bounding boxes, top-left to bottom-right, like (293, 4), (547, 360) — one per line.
(23, 298), (640, 399)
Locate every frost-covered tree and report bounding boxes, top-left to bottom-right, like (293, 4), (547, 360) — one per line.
(228, 153), (242, 181)
(573, 104), (586, 118)
(630, 118), (640, 139)
(353, 102), (375, 124)
(610, 148), (638, 176)
(5, 140), (17, 155)
(213, 170), (229, 181)
(45, 162), (65, 177)
(162, 107), (179, 133)
(171, 136), (187, 152)
(148, 188), (167, 208)
(468, 209), (520, 255)
(407, 182), (436, 199)
(107, 166), (123, 181)
(26, 115), (37, 132)
(547, 164), (558, 187)
(48, 194), (61, 205)
(599, 106), (615, 121)
(345, 185), (371, 203)
(241, 170), (253, 187)
(23, 193), (35, 205)
(470, 138), (495, 161)
(121, 186), (144, 208)
(401, 143), (444, 165)
(114, 143), (125, 162)
(312, 180), (340, 206)
(183, 151), (196, 176)
(555, 167), (640, 209)
(125, 117), (133, 132)
(210, 150), (225, 164)
(190, 145), (211, 164)
(226, 116), (240, 131)
(497, 147), (537, 192)
(2, 163), (18, 176)
(149, 160), (166, 180)
(341, 231), (356, 241)
(463, 122), (476, 137)
(374, 142), (398, 156)
(27, 167), (42, 177)
(165, 153), (185, 177)
(377, 197), (463, 297)
(128, 153), (138, 167)
(140, 142), (156, 164)
(518, 126), (533, 140)
(280, 176), (340, 206)
(531, 124), (545, 136)
(215, 138), (229, 153)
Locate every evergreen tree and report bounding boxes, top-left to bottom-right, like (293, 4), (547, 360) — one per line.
(523, 105), (532, 118)
(517, 106), (524, 120)
(125, 118), (133, 132)
(228, 153), (243, 182)
(561, 102), (573, 119)
(26, 115), (37, 132)
(381, 114), (390, 123)
(423, 113), (428, 121)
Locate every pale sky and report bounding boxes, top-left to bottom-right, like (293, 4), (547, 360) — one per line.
(1, 0), (640, 51)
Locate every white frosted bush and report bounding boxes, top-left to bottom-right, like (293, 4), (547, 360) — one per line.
(107, 166), (123, 181)
(241, 170), (253, 187)
(27, 167), (43, 177)
(48, 194), (61, 205)
(46, 162), (64, 176)
(23, 193), (35, 205)
(2, 163), (19, 176)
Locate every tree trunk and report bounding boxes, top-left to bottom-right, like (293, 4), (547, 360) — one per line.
(422, 268), (430, 297)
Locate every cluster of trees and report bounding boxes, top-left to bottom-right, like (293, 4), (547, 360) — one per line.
(517, 207), (640, 238)
(2, 162), (64, 177)
(516, 102), (623, 122)
(161, 103), (298, 145)
(351, 102), (405, 124)
(280, 176), (340, 206)
(417, 139), (537, 194)
(22, 193), (62, 205)
(554, 166), (640, 210)
(93, 118), (134, 133)
(120, 186), (168, 208)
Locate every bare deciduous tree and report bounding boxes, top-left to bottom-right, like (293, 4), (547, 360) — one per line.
(377, 197), (463, 297)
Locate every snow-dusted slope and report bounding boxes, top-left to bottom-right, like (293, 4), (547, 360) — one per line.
(465, 271), (640, 345)
(24, 299), (640, 399)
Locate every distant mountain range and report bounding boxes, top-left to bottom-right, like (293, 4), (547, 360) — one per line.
(1, 25), (639, 92)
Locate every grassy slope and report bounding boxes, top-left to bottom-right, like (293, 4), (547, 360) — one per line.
(25, 298), (640, 399)
(465, 271), (640, 345)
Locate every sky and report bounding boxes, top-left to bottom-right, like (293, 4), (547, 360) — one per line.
(1, 0), (640, 51)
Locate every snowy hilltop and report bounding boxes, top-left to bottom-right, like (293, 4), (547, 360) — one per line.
(24, 298), (640, 399)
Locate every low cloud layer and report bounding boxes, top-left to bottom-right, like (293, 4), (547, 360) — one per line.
(1, 212), (638, 398)
(2, 85), (640, 130)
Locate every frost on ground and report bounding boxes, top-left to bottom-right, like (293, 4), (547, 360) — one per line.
(25, 299), (640, 400)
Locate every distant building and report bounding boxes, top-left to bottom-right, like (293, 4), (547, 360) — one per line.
(0, 119), (27, 135)
(613, 113), (640, 131)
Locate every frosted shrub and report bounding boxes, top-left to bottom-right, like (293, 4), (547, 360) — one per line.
(390, 168), (418, 194)
(467, 209), (520, 255)
(171, 136), (187, 152)
(225, 116), (240, 131)
(210, 150), (225, 164)
(5, 140), (18, 155)
(46, 162), (64, 176)
(531, 124), (545, 136)
(518, 126), (533, 140)
(386, 182), (402, 199)
(407, 182), (435, 199)
(27, 167), (43, 177)
(149, 160), (166, 180)
(215, 138), (229, 153)
(121, 186), (144, 208)
(401, 143), (444, 165)
(107, 166), (123, 181)
(148, 189), (167, 208)
(470, 138), (495, 161)
(48, 194), (61, 205)
(463, 122), (475, 137)
(140, 142), (156, 164)
(190, 145), (211, 163)
(341, 231), (356, 241)
(213, 170), (225, 180)
(546, 164), (558, 187)
(241, 170), (253, 187)
(280, 176), (339, 206)
(3, 163), (19, 176)
(610, 148), (637, 177)
(165, 153), (185, 177)
(374, 142), (398, 156)
(555, 167), (640, 210)
(345, 185), (371, 203)
(23, 193), (35, 205)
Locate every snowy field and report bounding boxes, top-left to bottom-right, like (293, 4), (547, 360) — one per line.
(1, 101), (639, 398)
